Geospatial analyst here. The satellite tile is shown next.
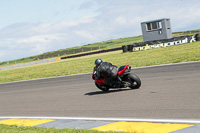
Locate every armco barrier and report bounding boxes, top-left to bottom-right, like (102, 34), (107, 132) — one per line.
(0, 58), (59, 71)
(123, 34), (199, 52)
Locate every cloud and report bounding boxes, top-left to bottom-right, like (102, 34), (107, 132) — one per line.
(79, 1), (95, 10)
(0, 0), (200, 62)
(0, 16), (99, 61)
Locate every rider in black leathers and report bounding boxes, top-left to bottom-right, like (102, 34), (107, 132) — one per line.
(93, 58), (121, 87)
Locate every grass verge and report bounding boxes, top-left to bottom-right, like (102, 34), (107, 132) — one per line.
(0, 124), (121, 133)
(0, 41), (200, 83)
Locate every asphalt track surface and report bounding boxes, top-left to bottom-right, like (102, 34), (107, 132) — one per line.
(0, 61), (200, 121)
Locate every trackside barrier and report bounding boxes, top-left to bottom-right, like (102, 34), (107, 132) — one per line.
(0, 58), (60, 71)
(123, 34), (199, 52)
(196, 34), (200, 41)
(122, 45), (128, 52)
(60, 47), (121, 60)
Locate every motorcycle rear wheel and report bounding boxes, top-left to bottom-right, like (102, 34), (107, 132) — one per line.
(95, 82), (110, 92)
(128, 73), (141, 89)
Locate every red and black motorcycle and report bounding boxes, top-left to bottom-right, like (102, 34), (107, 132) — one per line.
(92, 65), (141, 91)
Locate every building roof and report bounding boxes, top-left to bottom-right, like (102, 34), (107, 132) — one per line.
(141, 18), (170, 24)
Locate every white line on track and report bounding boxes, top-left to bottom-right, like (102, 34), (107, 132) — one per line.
(0, 116), (200, 124)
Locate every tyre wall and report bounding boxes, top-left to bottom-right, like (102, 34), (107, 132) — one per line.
(123, 34), (199, 52)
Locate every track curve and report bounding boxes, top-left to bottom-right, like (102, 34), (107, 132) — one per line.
(0, 61), (200, 120)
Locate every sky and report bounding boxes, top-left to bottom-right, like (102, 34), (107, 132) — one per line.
(0, 0), (200, 62)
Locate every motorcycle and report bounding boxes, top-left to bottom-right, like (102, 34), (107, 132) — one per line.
(92, 65), (141, 91)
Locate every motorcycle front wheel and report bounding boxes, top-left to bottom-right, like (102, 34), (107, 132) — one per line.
(128, 73), (141, 89)
(95, 82), (110, 92)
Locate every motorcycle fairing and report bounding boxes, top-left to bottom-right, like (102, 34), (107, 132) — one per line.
(94, 78), (105, 85)
(118, 65), (129, 76)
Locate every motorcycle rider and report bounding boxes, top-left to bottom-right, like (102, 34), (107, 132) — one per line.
(93, 58), (122, 87)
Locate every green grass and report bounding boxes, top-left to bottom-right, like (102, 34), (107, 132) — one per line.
(86, 36), (143, 48)
(0, 41), (200, 83)
(0, 124), (121, 133)
(173, 29), (200, 37)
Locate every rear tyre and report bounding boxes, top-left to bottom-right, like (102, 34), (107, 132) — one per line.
(128, 74), (141, 89)
(95, 82), (110, 92)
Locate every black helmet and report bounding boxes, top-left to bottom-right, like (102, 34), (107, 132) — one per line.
(95, 58), (103, 66)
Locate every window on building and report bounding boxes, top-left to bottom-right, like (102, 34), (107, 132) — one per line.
(146, 23), (151, 31)
(146, 21), (162, 31)
(151, 22), (157, 30)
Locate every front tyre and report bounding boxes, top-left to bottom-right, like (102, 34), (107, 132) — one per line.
(128, 74), (141, 89)
(95, 82), (110, 92)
